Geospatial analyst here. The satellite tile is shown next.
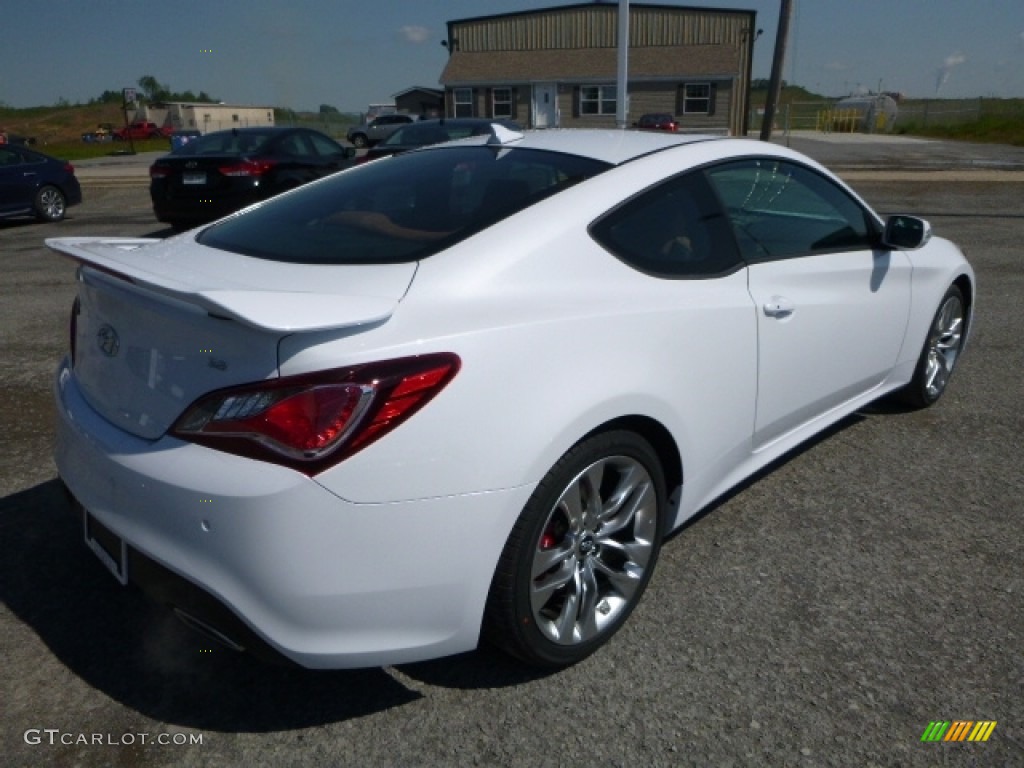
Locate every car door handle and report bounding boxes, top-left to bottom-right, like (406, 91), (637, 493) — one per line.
(763, 296), (794, 318)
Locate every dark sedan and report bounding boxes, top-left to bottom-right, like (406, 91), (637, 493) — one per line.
(0, 145), (82, 223)
(362, 118), (522, 162)
(634, 113), (679, 132)
(149, 127), (355, 227)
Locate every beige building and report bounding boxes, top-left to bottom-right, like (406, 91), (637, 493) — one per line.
(140, 103), (276, 134)
(439, 2), (757, 135)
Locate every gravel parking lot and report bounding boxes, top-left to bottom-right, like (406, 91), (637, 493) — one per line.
(1, 155), (1022, 767)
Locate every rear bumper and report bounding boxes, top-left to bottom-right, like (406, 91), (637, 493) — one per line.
(54, 357), (532, 668)
(64, 485), (297, 665)
(65, 178), (83, 208)
(149, 181), (263, 224)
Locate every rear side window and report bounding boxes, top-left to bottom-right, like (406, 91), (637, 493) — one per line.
(307, 132), (343, 157)
(177, 131), (275, 156)
(384, 122), (450, 147)
(0, 148), (24, 166)
(277, 132), (312, 157)
(197, 146), (611, 264)
(590, 171), (742, 278)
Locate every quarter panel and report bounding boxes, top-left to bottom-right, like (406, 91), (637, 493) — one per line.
(308, 222), (758, 509)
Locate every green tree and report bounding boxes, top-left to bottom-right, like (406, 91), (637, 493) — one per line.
(137, 75), (171, 103)
(92, 90), (122, 104)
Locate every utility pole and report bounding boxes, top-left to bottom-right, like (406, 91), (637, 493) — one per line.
(759, 0), (793, 142)
(616, 0), (630, 129)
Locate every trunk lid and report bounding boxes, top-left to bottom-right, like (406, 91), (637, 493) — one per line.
(49, 236), (415, 439)
(152, 152), (259, 200)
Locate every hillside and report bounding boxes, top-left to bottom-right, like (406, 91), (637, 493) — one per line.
(0, 103), (129, 145)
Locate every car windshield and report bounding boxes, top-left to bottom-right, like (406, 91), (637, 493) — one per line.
(175, 131), (276, 156)
(196, 146), (611, 264)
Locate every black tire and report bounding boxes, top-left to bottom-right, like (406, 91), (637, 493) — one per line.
(351, 134), (368, 148)
(897, 284), (966, 408)
(34, 185), (67, 222)
(484, 430), (666, 668)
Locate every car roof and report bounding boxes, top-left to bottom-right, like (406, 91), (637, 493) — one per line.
(433, 128), (720, 166)
(2, 144), (59, 161)
(200, 126), (303, 136)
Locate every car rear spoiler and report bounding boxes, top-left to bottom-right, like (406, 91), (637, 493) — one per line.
(46, 237), (399, 333)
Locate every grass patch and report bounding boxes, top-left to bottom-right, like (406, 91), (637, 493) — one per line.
(41, 139), (171, 161)
(896, 116), (1024, 147)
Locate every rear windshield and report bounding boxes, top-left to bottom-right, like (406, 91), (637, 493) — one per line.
(196, 146), (611, 264)
(176, 131), (276, 156)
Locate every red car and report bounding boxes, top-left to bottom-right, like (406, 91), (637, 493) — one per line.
(114, 121), (172, 141)
(634, 113), (679, 132)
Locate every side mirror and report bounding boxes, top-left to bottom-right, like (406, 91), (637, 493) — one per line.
(882, 215), (932, 250)
(341, 147), (357, 160)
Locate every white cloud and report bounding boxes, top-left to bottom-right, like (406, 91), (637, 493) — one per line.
(399, 25), (430, 44)
(944, 52), (967, 68)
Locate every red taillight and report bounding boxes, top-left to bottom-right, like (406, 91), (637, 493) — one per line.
(171, 353), (460, 474)
(64, 162), (76, 175)
(149, 164), (170, 179)
(189, 384), (371, 457)
(218, 158), (276, 177)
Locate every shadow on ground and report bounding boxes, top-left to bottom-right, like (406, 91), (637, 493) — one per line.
(0, 481), (545, 732)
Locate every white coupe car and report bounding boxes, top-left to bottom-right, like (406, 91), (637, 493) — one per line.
(49, 128), (973, 669)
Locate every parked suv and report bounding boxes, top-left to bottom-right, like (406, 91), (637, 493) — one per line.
(346, 114), (415, 148)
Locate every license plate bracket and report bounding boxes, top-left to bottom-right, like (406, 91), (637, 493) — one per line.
(84, 510), (128, 585)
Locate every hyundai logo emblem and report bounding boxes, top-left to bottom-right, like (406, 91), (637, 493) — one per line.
(97, 325), (120, 357)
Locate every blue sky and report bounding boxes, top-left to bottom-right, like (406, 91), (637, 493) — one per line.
(2, 0), (1022, 112)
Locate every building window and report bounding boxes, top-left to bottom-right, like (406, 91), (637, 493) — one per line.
(232, 114), (239, 122)
(492, 88), (513, 118)
(682, 83), (713, 115)
(454, 88), (474, 117)
(580, 85), (617, 116)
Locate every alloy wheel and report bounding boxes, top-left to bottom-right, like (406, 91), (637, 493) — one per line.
(923, 293), (964, 401)
(37, 186), (66, 221)
(529, 454), (659, 645)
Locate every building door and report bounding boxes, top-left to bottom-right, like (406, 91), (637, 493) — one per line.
(532, 84), (558, 128)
